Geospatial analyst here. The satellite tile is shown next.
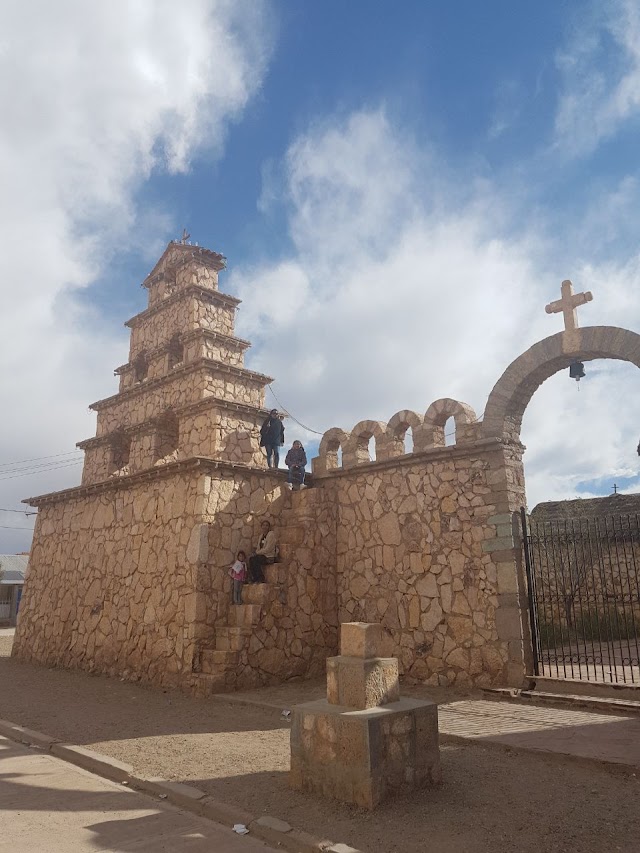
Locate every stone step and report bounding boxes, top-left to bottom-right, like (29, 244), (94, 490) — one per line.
(190, 673), (228, 698)
(215, 626), (251, 651)
(228, 603), (261, 627)
(200, 649), (239, 673)
(264, 563), (288, 584)
(242, 583), (269, 605)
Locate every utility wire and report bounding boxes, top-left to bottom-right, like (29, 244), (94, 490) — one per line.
(0, 525), (34, 531)
(0, 461), (82, 483)
(267, 384), (324, 435)
(267, 384), (461, 439)
(0, 450), (82, 470)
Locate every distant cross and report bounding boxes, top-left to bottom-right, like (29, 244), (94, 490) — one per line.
(545, 280), (593, 332)
(612, 484), (618, 494)
(180, 228), (191, 244)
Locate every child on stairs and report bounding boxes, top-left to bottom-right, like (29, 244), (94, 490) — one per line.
(228, 550), (247, 605)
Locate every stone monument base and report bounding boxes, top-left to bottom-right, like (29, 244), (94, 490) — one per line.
(290, 696), (441, 809)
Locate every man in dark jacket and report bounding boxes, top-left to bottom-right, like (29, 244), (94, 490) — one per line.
(260, 409), (285, 468)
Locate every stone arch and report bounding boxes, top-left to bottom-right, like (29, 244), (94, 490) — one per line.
(313, 427), (350, 475)
(482, 326), (640, 442)
(415, 398), (478, 449)
(343, 420), (387, 468)
(386, 410), (424, 457)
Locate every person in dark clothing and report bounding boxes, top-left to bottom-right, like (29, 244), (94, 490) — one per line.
(285, 440), (307, 490)
(260, 409), (285, 468)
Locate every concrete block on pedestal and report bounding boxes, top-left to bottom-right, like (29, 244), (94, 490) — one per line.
(290, 621), (441, 809)
(290, 697), (441, 809)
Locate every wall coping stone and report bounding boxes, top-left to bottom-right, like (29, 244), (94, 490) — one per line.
(315, 436), (521, 479)
(23, 456), (288, 507)
(89, 357), (273, 411)
(125, 283), (240, 328)
(77, 397), (274, 449)
(115, 328), (251, 373)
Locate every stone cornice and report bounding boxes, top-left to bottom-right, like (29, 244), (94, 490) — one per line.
(24, 456), (287, 508)
(143, 243), (226, 286)
(90, 358), (273, 411)
(125, 284), (240, 329)
(77, 397), (273, 449)
(114, 329), (251, 375)
(315, 436), (523, 479)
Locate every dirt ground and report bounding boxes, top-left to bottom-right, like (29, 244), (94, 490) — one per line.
(1, 635), (639, 853)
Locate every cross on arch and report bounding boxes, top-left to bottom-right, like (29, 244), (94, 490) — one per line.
(545, 280), (593, 332)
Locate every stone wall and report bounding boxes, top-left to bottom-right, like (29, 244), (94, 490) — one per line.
(128, 292), (237, 357)
(322, 444), (520, 688)
(14, 463), (340, 692)
(13, 467), (207, 686)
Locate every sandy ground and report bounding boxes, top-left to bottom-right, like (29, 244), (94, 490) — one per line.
(1, 635), (639, 853)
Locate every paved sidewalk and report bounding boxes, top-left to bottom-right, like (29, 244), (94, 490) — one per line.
(438, 700), (640, 768)
(0, 736), (271, 853)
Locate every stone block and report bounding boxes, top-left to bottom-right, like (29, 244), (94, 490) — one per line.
(340, 622), (382, 658)
(326, 655), (399, 709)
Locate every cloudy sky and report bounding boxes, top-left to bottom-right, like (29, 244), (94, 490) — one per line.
(2, 0), (640, 552)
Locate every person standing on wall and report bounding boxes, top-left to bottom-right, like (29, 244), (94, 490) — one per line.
(260, 409), (285, 468)
(247, 520), (277, 583)
(285, 440), (307, 490)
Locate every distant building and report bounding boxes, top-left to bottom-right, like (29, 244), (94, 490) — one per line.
(0, 554), (28, 626)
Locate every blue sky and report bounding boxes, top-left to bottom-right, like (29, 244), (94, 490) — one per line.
(2, 0), (640, 551)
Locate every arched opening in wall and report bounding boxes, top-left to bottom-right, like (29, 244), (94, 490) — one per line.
(404, 426), (414, 454)
(444, 416), (456, 446)
(109, 432), (131, 474)
(482, 326), (640, 689)
(154, 411), (180, 462)
(133, 352), (149, 383)
(167, 335), (184, 370)
(368, 435), (376, 462)
(336, 446), (343, 467)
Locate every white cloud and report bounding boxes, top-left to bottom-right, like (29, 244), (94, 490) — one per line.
(0, 0), (272, 550)
(232, 107), (640, 509)
(554, 0), (640, 157)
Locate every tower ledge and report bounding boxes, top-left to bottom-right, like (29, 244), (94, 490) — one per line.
(89, 357), (274, 412)
(124, 284), (240, 329)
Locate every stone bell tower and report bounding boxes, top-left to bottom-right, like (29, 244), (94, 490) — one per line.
(12, 238), (339, 692)
(78, 238), (272, 483)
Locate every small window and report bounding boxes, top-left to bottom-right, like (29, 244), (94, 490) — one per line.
(167, 335), (184, 370)
(133, 352), (149, 383)
(109, 432), (131, 473)
(155, 411), (179, 461)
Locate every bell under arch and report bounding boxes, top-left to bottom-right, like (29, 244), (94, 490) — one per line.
(482, 326), (640, 443)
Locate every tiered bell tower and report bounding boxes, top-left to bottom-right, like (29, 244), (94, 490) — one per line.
(78, 239), (272, 483)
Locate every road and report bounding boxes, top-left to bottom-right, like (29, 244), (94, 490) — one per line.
(0, 735), (272, 852)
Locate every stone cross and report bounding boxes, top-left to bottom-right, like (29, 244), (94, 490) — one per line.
(180, 228), (191, 244)
(545, 280), (593, 332)
(612, 483), (618, 494)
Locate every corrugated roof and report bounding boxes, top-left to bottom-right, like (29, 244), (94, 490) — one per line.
(0, 554), (28, 584)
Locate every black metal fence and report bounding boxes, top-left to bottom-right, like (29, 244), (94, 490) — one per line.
(521, 508), (640, 685)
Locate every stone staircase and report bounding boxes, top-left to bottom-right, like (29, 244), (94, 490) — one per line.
(193, 487), (326, 693)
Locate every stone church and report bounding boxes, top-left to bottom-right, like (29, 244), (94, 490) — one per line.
(15, 240), (639, 694)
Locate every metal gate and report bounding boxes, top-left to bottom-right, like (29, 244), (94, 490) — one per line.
(521, 507), (640, 685)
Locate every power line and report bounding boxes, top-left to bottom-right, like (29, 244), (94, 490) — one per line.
(267, 385), (324, 436)
(0, 450), (82, 470)
(267, 384), (461, 440)
(0, 525), (34, 531)
(0, 508), (37, 516)
(0, 461), (82, 483)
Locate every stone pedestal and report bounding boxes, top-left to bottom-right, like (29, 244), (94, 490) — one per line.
(290, 622), (441, 809)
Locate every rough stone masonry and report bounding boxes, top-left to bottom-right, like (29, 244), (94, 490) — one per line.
(16, 246), (635, 694)
(290, 621), (441, 808)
